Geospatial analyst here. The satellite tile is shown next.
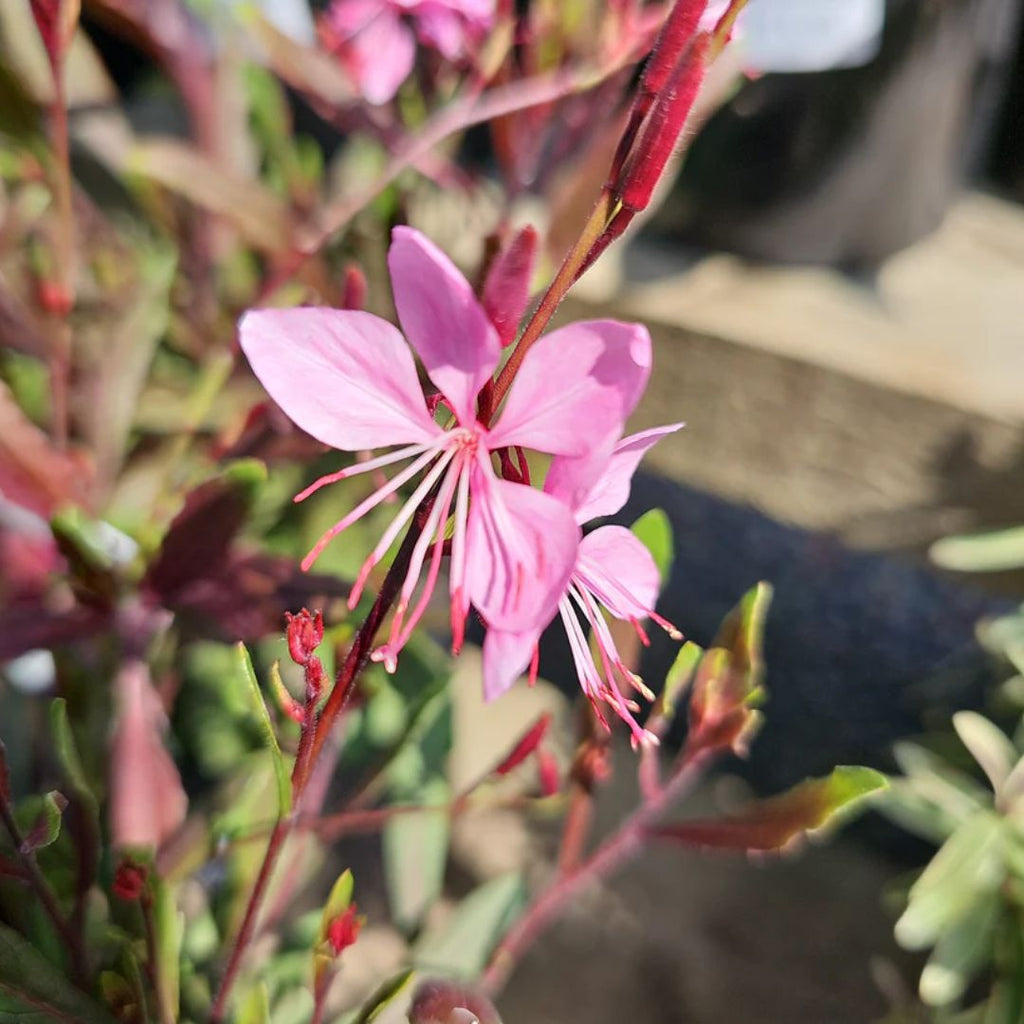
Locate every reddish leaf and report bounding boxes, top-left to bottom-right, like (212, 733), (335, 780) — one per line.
(143, 460), (265, 600)
(0, 382), (92, 519)
(684, 583), (771, 758)
(0, 604), (107, 661)
(30, 0), (80, 65)
(648, 766), (887, 854)
(20, 790), (67, 853)
(109, 660), (187, 850)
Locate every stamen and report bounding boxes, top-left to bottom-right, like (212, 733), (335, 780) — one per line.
(294, 440), (442, 503)
(300, 445), (444, 571)
(448, 460), (472, 650)
(347, 446), (457, 608)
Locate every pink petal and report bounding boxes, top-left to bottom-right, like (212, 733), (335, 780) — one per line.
(239, 307), (441, 450)
(488, 320), (652, 457)
(323, 0), (386, 38)
(348, 8), (416, 104)
(110, 661), (187, 850)
(414, 5), (468, 57)
(547, 423), (682, 524)
(575, 525), (660, 620)
(482, 626), (541, 701)
(388, 227), (501, 427)
(466, 455), (579, 633)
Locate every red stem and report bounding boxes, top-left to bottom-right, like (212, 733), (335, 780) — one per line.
(480, 748), (716, 996)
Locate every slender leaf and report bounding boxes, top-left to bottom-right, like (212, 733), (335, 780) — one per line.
(931, 527), (1024, 573)
(919, 893), (1000, 1007)
(235, 643), (292, 816)
(953, 713), (1017, 794)
(350, 968), (415, 1024)
(648, 766), (888, 853)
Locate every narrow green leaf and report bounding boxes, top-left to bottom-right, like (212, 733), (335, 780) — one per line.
(235, 643), (292, 817)
(631, 508), (673, 581)
(350, 968), (415, 1024)
(649, 766), (889, 853)
(50, 699), (100, 820)
(919, 893), (1000, 1007)
(0, 922), (116, 1023)
(952, 712), (1017, 794)
(895, 811), (1005, 951)
(154, 879), (183, 1021)
(414, 874), (526, 980)
(237, 982), (271, 1024)
(931, 526), (1024, 573)
(653, 641), (702, 723)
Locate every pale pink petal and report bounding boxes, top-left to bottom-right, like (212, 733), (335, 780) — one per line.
(466, 454), (579, 633)
(414, 5), (468, 57)
(575, 525), (660, 620)
(110, 661), (187, 850)
(348, 8), (416, 104)
(488, 320), (652, 456)
(239, 308), (441, 450)
(388, 227), (501, 427)
(482, 626), (541, 701)
(547, 423), (682, 524)
(323, 0), (386, 38)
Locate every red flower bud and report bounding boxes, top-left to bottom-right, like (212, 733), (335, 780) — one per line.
(494, 713), (551, 776)
(617, 32), (710, 214)
(112, 860), (148, 901)
(36, 279), (73, 317)
(29, 0), (79, 68)
(341, 263), (367, 311)
(537, 747), (561, 797)
(326, 903), (362, 956)
(639, 0), (709, 102)
(285, 609), (324, 666)
(482, 225), (538, 346)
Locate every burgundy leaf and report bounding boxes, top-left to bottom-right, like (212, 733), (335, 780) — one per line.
(482, 225), (538, 346)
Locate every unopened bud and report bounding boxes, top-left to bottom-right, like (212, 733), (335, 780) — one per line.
(326, 903), (363, 956)
(341, 263), (367, 311)
(494, 713), (551, 776)
(285, 608), (324, 666)
(112, 859), (148, 901)
(618, 33), (711, 214)
(537, 747), (561, 797)
(36, 279), (73, 317)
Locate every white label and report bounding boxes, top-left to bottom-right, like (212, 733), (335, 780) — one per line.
(740, 0), (886, 73)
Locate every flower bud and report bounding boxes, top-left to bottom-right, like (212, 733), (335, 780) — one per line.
(494, 713), (551, 776)
(537, 747), (561, 797)
(285, 608), (324, 666)
(112, 859), (148, 901)
(326, 903), (363, 956)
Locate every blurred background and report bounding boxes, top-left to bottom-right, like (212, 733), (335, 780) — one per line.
(2, 0), (1024, 1020)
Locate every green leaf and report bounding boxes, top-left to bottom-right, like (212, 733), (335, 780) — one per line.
(919, 893), (1000, 1007)
(895, 811), (1005, 951)
(652, 641), (702, 724)
(349, 968), (415, 1024)
(384, 779), (450, 933)
(0, 922), (117, 1023)
(50, 699), (100, 826)
(931, 526), (1024, 573)
(237, 983), (271, 1024)
(414, 874), (526, 980)
(235, 643), (292, 817)
(631, 508), (673, 581)
(154, 878), (183, 1020)
(891, 741), (990, 820)
(952, 712), (1017, 794)
(648, 766), (888, 853)
(18, 790), (66, 853)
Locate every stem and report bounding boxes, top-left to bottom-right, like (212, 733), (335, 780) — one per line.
(208, 818), (290, 1024)
(311, 970), (333, 1024)
(0, 794), (88, 984)
(480, 747), (715, 997)
(487, 191), (612, 414)
(141, 893), (174, 1024)
(48, 67), (74, 449)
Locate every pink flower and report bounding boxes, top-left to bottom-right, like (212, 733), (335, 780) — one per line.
(322, 0), (495, 104)
(483, 424), (682, 746)
(239, 227), (650, 673)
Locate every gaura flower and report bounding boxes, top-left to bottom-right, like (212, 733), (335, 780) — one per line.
(239, 227), (650, 673)
(321, 0), (495, 104)
(483, 423), (683, 746)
